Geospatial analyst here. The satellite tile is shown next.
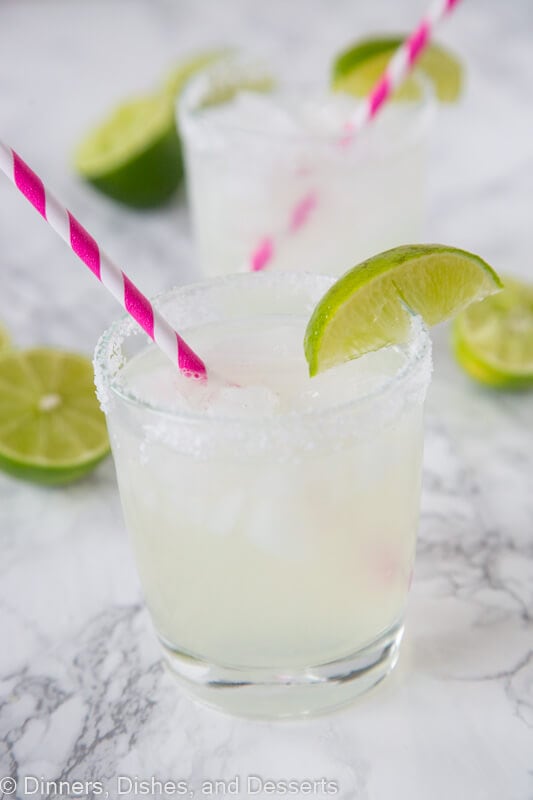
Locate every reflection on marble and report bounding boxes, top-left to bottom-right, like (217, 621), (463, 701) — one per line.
(1, 1), (532, 798)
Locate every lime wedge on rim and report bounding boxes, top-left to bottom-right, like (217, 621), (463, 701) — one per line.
(452, 278), (533, 389)
(0, 348), (109, 485)
(304, 244), (502, 376)
(75, 95), (182, 208)
(332, 36), (463, 102)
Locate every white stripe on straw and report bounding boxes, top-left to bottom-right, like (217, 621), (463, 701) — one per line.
(0, 141), (209, 381)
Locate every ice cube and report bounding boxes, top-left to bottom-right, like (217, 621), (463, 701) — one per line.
(207, 384), (280, 418)
(204, 488), (244, 537)
(232, 91), (301, 136)
(245, 470), (329, 561)
(295, 94), (355, 135)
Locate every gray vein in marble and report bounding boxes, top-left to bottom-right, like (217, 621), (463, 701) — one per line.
(1, 1), (533, 798)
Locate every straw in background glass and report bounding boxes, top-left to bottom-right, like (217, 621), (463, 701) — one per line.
(249, 0), (462, 272)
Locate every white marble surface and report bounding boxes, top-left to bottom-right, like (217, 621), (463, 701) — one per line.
(1, 1), (533, 798)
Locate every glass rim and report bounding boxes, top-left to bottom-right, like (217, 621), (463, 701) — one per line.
(177, 54), (436, 150)
(94, 272), (432, 430)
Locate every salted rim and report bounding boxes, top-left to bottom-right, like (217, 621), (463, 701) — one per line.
(177, 54), (436, 151)
(94, 272), (432, 429)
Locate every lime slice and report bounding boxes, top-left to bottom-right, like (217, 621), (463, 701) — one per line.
(0, 323), (11, 353)
(304, 244), (502, 376)
(163, 49), (231, 99)
(75, 95), (182, 208)
(452, 278), (533, 389)
(332, 36), (463, 102)
(0, 348), (110, 485)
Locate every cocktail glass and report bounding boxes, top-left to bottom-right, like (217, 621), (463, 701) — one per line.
(94, 272), (432, 717)
(178, 57), (436, 277)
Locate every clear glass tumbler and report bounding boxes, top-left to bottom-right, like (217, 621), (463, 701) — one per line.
(178, 58), (435, 278)
(94, 272), (432, 717)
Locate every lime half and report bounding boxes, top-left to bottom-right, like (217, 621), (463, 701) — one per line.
(75, 95), (182, 208)
(0, 349), (110, 485)
(304, 244), (502, 376)
(452, 278), (533, 389)
(332, 37), (463, 102)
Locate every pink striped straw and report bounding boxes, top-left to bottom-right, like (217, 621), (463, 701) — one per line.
(0, 141), (208, 381)
(249, 0), (461, 272)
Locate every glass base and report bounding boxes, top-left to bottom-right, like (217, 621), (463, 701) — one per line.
(160, 622), (404, 718)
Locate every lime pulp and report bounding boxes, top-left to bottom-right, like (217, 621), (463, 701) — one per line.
(452, 277), (533, 389)
(0, 348), (110, 485)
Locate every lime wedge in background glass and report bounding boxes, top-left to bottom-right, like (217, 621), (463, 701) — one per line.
(304, 244), (501, 376)
(163, 49), (231, 99)
(452, 278), (533, 389)
(0, 348), (110, 485)
(332, 36), (463, 102)
(75, 95), (182, 208)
